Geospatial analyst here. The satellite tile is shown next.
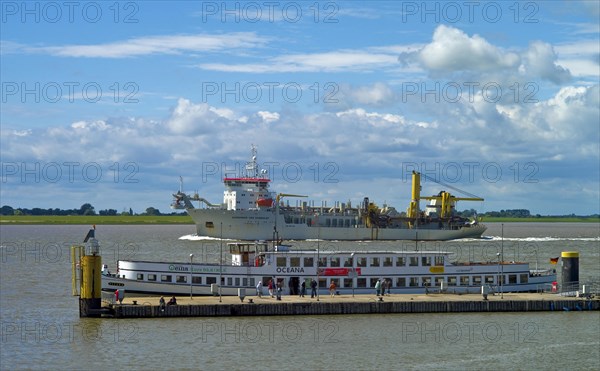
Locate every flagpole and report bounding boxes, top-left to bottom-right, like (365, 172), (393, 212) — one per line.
(501, 223), (504, 299)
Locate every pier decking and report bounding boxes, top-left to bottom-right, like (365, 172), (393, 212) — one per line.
(104, 293), (599, 318)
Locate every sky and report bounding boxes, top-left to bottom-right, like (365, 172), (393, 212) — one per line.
(1, 1), (599, 216)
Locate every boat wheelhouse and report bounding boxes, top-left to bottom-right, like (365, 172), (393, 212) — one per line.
(102, 242), (556, 296)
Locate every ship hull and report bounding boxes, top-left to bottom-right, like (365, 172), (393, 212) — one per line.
(187, 208), (486, 241)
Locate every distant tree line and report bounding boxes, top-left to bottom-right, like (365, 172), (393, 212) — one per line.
(0, 204), (183, 216)
(457, 209), (532, 218)
(457, 208), (599, 218)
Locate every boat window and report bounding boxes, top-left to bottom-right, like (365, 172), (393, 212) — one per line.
(304, 257), (314, 267)
(396, 277), (406, 287)
(192, 276), (202, 284)
(422, 256), (432, 266)
(485, 275), (495, 284)
(148, 274), (156, 282)
(434, 277), (444, 287)
(423, 277), (432, 287)
(243, 278), (248, 286)
(161, 275), (172, 282)
(277, 257), (287, 267)
(473, 276), (482, 285)
(176, 276), (187, 283)
(409, 277), (419, 287)
(434, 256), (444, 266)
(409, 257), (419, 266)
(235, 278), (240, 286)
(227, 277), (232, 286)
(249, 278), (255, 286)
(460, 276), (469, 286)
(370, 278), (379, 288)
(343, 278), (353, 288)
(508, 274), (517, 284)
(396, 257), (406, 267)
(357, 278), (367, 288)
(383, 257), (393, 267)
(343, 257), (353, 267)
(357, 257), (367, 267)
(290, 257), (300, 267)
(370, 257), (380, 267)
(520, 274), (528, 284)
(330, 257), (340, 267)
(136, 274), (144, 280)
(330, 278), (339, 287)
(318, 278), (327, 288)
(447, 276), (457, 286)
(318, 257), (327, 267)
(206, 277), (216, 284)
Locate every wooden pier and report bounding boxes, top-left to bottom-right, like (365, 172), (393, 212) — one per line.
(104, 293), (599, 318)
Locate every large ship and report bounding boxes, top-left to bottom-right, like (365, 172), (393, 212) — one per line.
(172, 147), (487, 241)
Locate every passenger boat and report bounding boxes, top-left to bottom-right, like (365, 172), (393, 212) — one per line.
(101, 241), (556, 296)
(171, 146), (487, 241)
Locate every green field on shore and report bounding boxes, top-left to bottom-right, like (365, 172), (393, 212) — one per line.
(0, 215), (597, 224)
(0, 215), (194, 224)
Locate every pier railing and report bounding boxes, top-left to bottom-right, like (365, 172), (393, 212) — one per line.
(558, 281), (600, 297)
(101, 291), (116, 305)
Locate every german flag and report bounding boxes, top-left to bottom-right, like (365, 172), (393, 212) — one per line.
(550, 257), (559, 265)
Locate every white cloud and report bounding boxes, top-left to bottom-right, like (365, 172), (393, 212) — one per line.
(199, 50), (399, 73)
(257, 111), (280, 123)
(17, 33), (268, 58)
(555, 40), (600, 78)
(520, 41), (572, 83)
(398, 25), (577, 85)
(401, 25), (520, 73)
(166, 98), (244, 135)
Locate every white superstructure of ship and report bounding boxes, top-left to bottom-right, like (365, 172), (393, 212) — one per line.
(172, 146), (487, 241)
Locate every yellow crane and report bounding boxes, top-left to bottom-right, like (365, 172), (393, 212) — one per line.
(407, 171), (484, 220)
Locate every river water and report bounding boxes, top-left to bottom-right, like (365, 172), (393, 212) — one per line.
(1, 223), (598, 370)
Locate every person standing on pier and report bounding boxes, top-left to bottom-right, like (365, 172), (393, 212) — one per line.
(329, 281), (336, 297)
(276, 280), (282, 301)
(268, 279), (274, 298)
(375, 279), (382, 296)
(300, 280), (306, 297)
(311, 279), (318, 298)
(256, 280), (263, 298)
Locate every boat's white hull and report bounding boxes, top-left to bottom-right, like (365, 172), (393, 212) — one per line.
(103, 275), (555, 296)
(187, 208), (487, 241)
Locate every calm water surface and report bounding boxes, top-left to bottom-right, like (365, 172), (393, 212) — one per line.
(1, 223), (598, 370)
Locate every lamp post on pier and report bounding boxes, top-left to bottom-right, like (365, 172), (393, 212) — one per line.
(501, 223), (504, 299)
(189, 254), (193, 300)
(350, 253), (356, 298)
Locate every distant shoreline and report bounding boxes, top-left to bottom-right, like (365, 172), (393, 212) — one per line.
(0, 215), (597, 225)
(0, 215), (194, 224)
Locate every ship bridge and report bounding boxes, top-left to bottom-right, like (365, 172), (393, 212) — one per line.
(223, 146), (276, 211)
